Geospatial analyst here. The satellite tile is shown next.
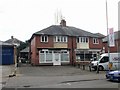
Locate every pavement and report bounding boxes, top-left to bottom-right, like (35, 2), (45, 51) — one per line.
(4, 73), (106, 88)
(2, 64), (110, 88)
(0, 64), (17, 89)
(18, 65), (94, 76)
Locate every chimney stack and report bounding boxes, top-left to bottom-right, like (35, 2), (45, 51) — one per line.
(11, 36), (14, 39)
(60, 19), (66, 27)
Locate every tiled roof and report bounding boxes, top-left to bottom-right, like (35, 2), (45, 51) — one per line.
(4, 37), (23, 46)
(94, 33), (105, 38)
(20, 47), (29, 53)
(34, 25), (100, 37)
(5, 38), (23, 44)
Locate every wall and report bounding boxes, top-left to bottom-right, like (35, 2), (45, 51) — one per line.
(103, 39), (119, 53)
(31, 35), (54, 65)
(68, 36), (76, 65)
(30, 35), (104, 65)
(36, 35), (54, 48)
(77, 43), (89, 49)
(54, 43), (67, 48)
(89, 37), (103, 49)
(30, 36), (38, 65)
(118, 39), (120, 52)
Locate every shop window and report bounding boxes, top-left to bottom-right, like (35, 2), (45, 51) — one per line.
(40, 51), (44, 53)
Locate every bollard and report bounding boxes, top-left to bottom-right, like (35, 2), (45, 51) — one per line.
(89, 64), (91, 72)
(96, 62), (99, 73)
(78, 63), (80, 68)
(83, 65), (85, 70)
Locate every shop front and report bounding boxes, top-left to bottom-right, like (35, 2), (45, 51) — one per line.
(75, 49), (101, 62)
(39, 49), (70, 65)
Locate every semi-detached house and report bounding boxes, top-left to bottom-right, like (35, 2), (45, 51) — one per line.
(29, 20), (104, 65)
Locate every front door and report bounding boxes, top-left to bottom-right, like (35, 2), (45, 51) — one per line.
(53, 53), (61, 65)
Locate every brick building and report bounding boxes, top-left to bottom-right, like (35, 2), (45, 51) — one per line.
(102, 30), (120, 53)
(29, 20), (104, 65)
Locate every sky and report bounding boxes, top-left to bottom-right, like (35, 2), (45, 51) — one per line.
(0, 0), (119, 42)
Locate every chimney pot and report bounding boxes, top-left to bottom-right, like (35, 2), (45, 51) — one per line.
(60, 19), (66, 27)
(11, 36), (14, 39)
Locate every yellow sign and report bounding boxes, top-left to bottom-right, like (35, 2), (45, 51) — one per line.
(108, 62), (113, 70)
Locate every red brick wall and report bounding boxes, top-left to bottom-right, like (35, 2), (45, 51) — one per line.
(36, 35), (54, 48)
(30, 35), (105, 65)
(68, 36), (76, 65)
(103, 39), (119, 53)
(89, 37), (103, 49)
(118, 39), (120, 52)
(30, 35), (54, 65)
(31, 36), (38, 65)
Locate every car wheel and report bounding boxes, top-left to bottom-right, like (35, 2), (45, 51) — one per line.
(109, 76), (114, 81)
(99, 66), (104, 71)
(118, 79), (120, 82)
(93, 66), (97, 71)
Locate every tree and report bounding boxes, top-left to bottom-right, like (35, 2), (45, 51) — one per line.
(16, 40), (29, 60)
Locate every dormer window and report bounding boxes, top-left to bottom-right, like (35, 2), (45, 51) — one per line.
(41, 36), (48, 42)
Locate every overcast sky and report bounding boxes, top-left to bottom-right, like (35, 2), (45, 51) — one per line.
(0, 0), (119, 42)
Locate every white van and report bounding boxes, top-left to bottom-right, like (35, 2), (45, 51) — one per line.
(91, 53), (120, 71)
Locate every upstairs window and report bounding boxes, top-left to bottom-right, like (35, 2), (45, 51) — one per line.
(76, 37), (88, 43)
(54, 36), (68, 42)
(93, 38), (99, 44)
(41, 36), (48, 42)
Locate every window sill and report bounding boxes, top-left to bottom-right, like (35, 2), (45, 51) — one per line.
(93, 43), (99, 44)
(41, 42), (49, 43)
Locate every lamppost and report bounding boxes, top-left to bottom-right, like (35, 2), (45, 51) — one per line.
(106, 0), (111, 71)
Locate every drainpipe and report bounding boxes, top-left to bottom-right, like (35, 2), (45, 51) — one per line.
(84, 51), (85, 61)
(71, 37), (74, 66)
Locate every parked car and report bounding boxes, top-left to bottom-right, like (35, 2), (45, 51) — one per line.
(106, 70), (120, 82)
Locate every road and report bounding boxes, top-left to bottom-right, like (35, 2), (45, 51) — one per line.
(1, 64), (120, 89)
(4, 74), (119, 88)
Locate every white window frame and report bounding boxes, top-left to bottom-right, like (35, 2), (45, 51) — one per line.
(41, 36), (48, 42)
(39, 50), (53, 63)
(54, 36), (68, 42)
(76, 37), (88, 43)
(93, 38), (99, 44)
